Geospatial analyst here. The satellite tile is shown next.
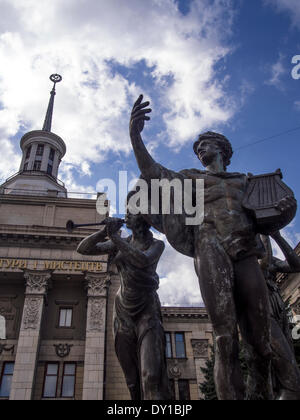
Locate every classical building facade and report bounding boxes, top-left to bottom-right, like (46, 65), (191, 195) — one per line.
(0, 75), (213, 400)
(277, 241), (300, 320)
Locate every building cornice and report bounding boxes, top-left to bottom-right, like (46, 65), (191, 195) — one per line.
(0, 192), (107, 208)
(0, 223), (105, 236)
(0, 231), (82, 249)
(20, 130), (66, 157)
(161, 306), (208, 320)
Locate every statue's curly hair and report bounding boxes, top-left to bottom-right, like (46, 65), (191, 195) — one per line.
(193, 131), (233, 169)
(126, 189), (151, 231)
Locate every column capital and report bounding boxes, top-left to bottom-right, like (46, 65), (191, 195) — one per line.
(23, 270), (52, 295)
(85, 273), (110, 298)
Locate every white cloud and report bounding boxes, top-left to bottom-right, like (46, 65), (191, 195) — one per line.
(264, 0), (300, 28)
(271, 222), (300, 260)
(59, 162), (97, 199)
(265, 53), (286, 90)
(0, 0), (238, 308)
(295, 100), (300, 111)
(0, 0), (236, 184)
(153, 231), (203, 306)
(0, 136), (20, 181)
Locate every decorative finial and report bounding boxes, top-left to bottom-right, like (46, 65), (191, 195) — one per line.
(50, 73), (62, 84)
(42, 73), (62, 132)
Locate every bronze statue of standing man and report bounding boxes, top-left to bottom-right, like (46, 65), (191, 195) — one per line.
(128, 95), (297, 400)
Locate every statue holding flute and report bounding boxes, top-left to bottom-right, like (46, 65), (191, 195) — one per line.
(76, 204), (171, 400)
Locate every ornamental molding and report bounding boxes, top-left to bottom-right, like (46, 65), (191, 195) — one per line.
(191, 339), (209, 358)
(53, 343), (73, 358)
(85, 273), (110, 297)
(87, 297), (106, 332)
(24, 270), (51, 295)
(23, 297), (42, 329)
(167, 360), (182, 379)
(161, 307), (208, 320)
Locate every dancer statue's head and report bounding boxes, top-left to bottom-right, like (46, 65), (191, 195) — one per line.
(125, 190), (151, 234)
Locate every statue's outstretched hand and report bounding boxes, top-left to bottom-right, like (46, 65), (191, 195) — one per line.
(129, 94), (151, 135)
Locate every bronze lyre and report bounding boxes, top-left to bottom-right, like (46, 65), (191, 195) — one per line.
(242, 169), (297, 234)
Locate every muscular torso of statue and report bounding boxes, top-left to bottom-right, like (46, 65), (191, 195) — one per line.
(201, 173), (248, 223)
(194, 172), (259, 260)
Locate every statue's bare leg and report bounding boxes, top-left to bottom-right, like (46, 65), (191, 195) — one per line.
(233, 256), (273, 400)
(139, 317), (170, 400)
(194, 231), (245, 400)
(114, 330), (141, 400)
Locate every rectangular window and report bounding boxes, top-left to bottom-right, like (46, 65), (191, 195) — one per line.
(59, 308), (73, 328)
(43, 363), (59, 398)
(33, 160), (41, 171)
(47, 164), (53, 175)
(49, 148), (55, 161)
(0, 362), (14, 398)
(165, 332), (172, 358)
(178, 379), (190, 400)
(61, 363), (76, 398)
(36, 144), (44, 156)
(25, 146), (31, 159)
(175, 333), (186, 358)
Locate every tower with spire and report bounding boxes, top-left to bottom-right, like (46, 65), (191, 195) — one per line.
(0, 74), (67, 197)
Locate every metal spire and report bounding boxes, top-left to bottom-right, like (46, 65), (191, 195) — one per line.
(42, 73), (62, 132)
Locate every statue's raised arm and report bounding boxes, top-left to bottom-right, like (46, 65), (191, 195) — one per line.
(129, 95), (161, 180)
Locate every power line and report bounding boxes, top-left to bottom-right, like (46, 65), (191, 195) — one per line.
(235, 125), (300, 151)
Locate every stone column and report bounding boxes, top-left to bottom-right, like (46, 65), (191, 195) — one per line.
(41, 144), (51, 172)
(9, 270), (51, 400)
(28, 143), (38, 171)
(82, 273), (110, 400)
(167, 359), (181, 400)
(191, 339), (209, 399)
(52, 151), (60, 179)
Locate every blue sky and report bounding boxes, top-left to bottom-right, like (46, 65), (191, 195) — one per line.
(0, 0), (299, 305)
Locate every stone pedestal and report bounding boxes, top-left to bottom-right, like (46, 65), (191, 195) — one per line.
(9, 271), (51, 400)
(82, 273), (110, 400)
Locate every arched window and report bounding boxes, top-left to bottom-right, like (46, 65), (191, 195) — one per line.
(0, 315), (6, 340)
